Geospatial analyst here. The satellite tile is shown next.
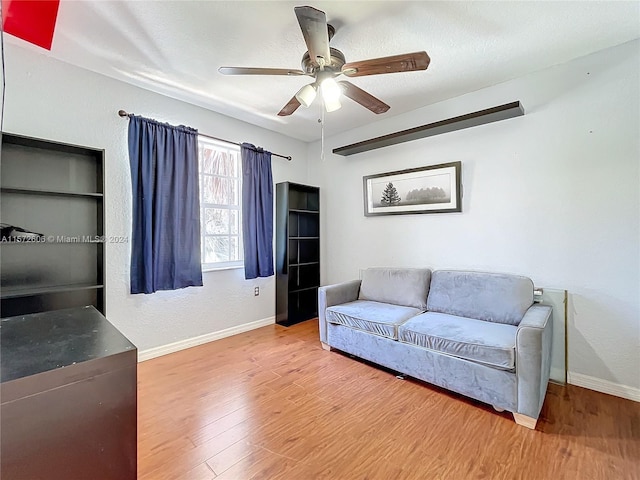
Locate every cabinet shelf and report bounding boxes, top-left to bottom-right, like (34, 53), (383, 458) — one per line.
(1, 187), (103, 198)
(1, 283), (104, 300)
(289, 286), (319, 294)
(0, 239), (100, 246)
(289, 261), (319, 267)
(289, 208), (319, 214)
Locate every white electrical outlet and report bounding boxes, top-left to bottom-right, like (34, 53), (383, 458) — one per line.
(254, 286), (259, 296)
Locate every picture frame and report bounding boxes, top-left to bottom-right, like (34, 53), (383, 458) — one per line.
(363, 161), (462, 216)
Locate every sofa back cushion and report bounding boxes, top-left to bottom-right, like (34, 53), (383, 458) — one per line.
(358, 267), (431, 310)
(427, 270), (533, 326)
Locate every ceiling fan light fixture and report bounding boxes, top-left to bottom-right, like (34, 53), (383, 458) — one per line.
(324, 97), (342, 113)
(295, 83), (317, 108)
(320, 77), (341, 103)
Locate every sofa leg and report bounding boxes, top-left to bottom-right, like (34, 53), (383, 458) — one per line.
(493, 405), (505, 412)
(321, 342), (332, 351)
(513, 413), (537, 429)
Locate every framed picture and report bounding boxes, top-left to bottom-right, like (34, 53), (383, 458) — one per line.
(363, 161), (462, 216)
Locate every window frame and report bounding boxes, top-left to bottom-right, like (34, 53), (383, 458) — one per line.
(198, 137), (243, 272)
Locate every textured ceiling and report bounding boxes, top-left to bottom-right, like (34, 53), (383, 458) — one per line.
(6, 1), (640, 142)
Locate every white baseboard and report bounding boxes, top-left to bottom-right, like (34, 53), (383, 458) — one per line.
(138, 316), (275, 362)
(567, 372), (640, 402)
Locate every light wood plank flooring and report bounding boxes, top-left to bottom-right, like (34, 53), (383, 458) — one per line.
(138, 319), (640, 480)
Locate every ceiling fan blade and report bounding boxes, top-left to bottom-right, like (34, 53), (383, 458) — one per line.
(219, 67), (305, 76)
(338, 81), (390, 114)
(342, 51), (430, 77)
(277, 96), (302, 116)
(294, 6), (331, 66)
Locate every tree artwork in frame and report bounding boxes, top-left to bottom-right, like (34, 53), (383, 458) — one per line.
(363, 161), (462, 216)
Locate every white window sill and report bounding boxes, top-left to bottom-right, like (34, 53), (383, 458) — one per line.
(202, 264), (244, 273)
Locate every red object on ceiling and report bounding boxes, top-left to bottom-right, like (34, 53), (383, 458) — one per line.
(2, 0), (60, 50)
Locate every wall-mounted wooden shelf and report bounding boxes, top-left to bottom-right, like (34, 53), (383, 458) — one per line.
(333, 101), (525, 156)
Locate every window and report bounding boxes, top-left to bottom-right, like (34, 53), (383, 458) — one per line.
(198, 138), (242, 270)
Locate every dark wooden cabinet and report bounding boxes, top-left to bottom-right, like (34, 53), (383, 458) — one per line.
(276, 182), (320, 326)
(0, 133), (105, 317)
(0, 306), (137, 479)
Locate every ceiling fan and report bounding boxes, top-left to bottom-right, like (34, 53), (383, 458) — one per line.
(218, 5), (430, 117)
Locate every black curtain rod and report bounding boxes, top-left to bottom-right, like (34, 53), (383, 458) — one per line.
(118, 110), (292, 161)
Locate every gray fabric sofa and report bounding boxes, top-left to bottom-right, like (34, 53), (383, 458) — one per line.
(318, 267), (552, 429)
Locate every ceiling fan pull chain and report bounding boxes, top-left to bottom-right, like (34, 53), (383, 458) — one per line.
(320, 103), (326, 161)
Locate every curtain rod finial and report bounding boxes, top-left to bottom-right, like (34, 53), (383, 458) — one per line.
(118, 110), (129, 117)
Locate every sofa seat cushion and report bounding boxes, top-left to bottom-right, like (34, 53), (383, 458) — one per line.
(398, 312), (517, 370)
(326, 300), (422, 340)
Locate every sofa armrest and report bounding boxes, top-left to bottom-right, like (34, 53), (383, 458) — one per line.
(318, 280), (362, 343)
(515, 304), (553, 419)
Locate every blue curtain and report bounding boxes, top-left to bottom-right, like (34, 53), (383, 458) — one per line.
(241, 143), (274, 280)
(128, 115), (203, 294)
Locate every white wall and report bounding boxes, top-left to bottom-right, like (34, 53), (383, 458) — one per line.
(309, 40), (640, 392)
(3, 42), (309, 351)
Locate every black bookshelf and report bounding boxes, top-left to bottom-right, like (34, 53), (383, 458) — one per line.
(276, 182), (320, 326)
(0, 133), (105, 317)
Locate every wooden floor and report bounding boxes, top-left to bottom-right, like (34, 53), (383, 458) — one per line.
(138, 319), (640, 480)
